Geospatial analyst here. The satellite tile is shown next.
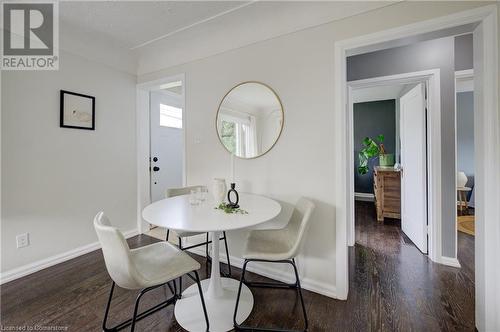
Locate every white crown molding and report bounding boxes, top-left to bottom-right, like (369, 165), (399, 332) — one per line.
(0, 229), (139, 285)
(131, 1), (256, 50)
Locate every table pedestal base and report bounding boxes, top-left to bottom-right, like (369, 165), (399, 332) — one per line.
(174, 277), (253, 332)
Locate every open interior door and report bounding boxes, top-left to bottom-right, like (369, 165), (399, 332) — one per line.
(399, 83), (428, 253)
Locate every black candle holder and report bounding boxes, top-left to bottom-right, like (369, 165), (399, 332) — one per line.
(227, 183), (240, 208)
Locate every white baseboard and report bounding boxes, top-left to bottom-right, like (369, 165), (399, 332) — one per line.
(354, 192), (375, 202)
(0, 229), (139, 285)
(439, 256), (461, 268)
(187, 247), (337, 299)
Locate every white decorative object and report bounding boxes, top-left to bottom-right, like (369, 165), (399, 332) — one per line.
(212, 178), (227, 204)
(457, 171), (468, 188)
(142, 193), (282, 332)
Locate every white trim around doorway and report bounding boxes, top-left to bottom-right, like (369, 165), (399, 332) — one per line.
(347, 69), (442, 267)
(334, 5), (498, 331)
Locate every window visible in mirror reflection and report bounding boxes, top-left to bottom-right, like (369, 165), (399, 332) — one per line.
(219, 113), (257, 158)
(160, 104), (182, 129)
(220, 120), (236, 154)
(216, 82), (283, 158)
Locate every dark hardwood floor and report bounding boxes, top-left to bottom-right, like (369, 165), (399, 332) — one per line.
(1, 201), (475, 331)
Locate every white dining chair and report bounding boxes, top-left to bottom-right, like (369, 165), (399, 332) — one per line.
(233, 197), (315, 332)
(166, 185), (232, 292)
(94, 212), (209, 332)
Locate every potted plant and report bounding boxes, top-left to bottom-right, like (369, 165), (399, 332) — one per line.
(358, 134), (394, 175)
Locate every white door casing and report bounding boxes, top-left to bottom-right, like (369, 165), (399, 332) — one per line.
(399, 83), (428, 253)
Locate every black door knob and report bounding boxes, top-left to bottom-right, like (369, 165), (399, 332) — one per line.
(153, 166), (160, 172)
(153, 157), (158, 162)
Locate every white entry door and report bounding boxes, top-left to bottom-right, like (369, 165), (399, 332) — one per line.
(150, 89), (184, 202)
(399, 83), (428, 253)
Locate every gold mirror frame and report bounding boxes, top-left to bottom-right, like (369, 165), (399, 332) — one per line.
(215, 81), (284, 159)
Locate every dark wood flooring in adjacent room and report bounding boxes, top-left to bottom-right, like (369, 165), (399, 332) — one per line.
(1, 201), (475, 331)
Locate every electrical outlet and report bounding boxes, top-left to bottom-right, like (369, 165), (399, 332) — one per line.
(16, 233), (29, 248)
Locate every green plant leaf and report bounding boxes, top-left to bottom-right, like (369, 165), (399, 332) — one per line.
(215, 203), (248, 214)
(362, 137), (371, 147)
(358, 135), (384, 175)
(358, 165), (369, 175)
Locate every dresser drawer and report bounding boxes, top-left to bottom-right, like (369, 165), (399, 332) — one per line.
(373, 167), (401, 221)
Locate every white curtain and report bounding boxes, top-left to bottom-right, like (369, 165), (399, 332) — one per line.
(244, 115), (258, 157)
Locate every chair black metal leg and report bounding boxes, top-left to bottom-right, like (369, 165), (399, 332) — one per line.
(205, 232), (211, 276)
(223, 231), (232, 277)
(178, 237), (183, 297)
(166, 229), (170, 242)
(291, 259), (308, 331)
(102, 281), (116, 331)
(205, 232), (210, 259)
(130, 288), (148, 332)
(233, 258), (308, 332)
(233, 259), (249, 329)
(102, 282), (177, 332)
(194, 271), (210, 332)
(166, 281), (175, 295)
(172, 278), (177, 297)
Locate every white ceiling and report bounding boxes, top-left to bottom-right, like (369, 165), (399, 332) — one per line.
(60, 1), (250, 50)
(58, 1), (396, 74)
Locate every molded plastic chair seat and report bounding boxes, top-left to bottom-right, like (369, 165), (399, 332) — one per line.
(130, 242), (200, 288)
(234, 197), (315, 332)
(94, 212), (209, 332)
(243, 229), (295, 261)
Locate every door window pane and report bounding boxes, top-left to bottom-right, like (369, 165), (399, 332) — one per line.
(160, 104), (182, 128)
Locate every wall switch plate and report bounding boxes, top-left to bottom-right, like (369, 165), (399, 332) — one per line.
(16, 233), (29, 248)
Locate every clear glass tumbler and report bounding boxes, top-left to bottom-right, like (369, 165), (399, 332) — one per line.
(189, 189), (200, 205)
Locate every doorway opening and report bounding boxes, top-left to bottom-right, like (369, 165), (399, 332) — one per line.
(334, 6), (498, 330)
(348, 71), (439, 259)
(149, 81), (185, 203)
(136, 74), (186, 237)
(455, 66), (475, 279)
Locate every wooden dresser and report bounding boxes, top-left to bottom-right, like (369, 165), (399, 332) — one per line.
(374, 166), (401, 222)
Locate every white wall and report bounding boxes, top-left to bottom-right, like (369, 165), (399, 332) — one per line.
(1, 50), (137, 275)
(137, 1), (492, 297)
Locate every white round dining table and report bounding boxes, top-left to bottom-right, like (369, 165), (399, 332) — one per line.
(142, 192), (281, 332)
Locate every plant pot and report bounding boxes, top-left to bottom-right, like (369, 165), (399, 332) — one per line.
(379, 153), (395, 167)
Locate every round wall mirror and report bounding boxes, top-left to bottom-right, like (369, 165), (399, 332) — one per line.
(216, 82), (284, 159)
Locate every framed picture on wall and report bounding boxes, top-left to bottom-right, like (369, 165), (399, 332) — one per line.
(60, 90), (95, 130)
